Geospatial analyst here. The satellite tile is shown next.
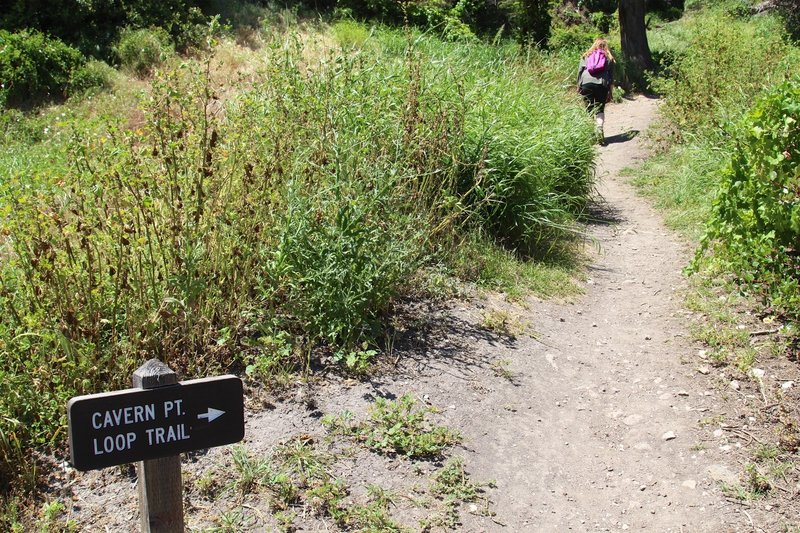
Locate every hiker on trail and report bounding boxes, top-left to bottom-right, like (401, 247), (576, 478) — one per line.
(577, 38), (615, 144)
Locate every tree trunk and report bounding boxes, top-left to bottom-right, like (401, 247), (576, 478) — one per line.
(619, 0), (654, 77)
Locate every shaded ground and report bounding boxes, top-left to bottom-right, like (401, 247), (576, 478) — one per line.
(58, 95), (799, 532)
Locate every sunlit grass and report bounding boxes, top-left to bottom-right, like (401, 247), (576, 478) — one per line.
(627, 136), (727, 240)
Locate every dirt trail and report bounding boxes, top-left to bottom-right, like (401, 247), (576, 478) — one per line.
(390, 93), (747, 532)
(64, 96), (752, 532)
(441, 95), (745, 531)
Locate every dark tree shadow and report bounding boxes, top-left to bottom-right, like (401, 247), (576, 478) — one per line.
(364, 300), (524, 389)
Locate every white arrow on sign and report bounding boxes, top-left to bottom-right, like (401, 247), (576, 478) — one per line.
(197, 408), (225, 423)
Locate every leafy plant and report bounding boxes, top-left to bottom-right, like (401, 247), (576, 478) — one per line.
(225, 436), (404, 530)
(0, 30), (85, 107)
(695, 75), (800, 324)
(334, 347), (378, 373)
(324, 395), (460, 458)
(431, 456), (481, 501)
(547, 23), (595, 52)
(424, 456), (493, 529)
(68, 60), (116, 97)
(243, 330), (298, 386)
(36, 499), (76, 533)
(335, 498), (407, 532)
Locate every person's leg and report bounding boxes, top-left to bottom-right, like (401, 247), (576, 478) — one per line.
(580, 84), (608, 144)
(595, 85), (608, 140)
(593, 86), (608, 144)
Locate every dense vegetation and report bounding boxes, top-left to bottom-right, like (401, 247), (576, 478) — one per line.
(1, 0), (208, 58)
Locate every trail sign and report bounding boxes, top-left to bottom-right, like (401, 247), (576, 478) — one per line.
(68, 374), (244, 471)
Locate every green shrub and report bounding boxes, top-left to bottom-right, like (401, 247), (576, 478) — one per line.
(0, 109), (47, 145)
(202, 0), (265, 29)
(173, 7), (217, 52)
(333, 0), (552, 43)
(696, 76), (800, 322)
(504, 0), (553, 44)
(324, 395), (460, 458)
(334, 0), (416, 26)
(362, 395), (459, 458)
(68, 60), (115, 96)
(724, 0), (753, 18)
(114, 27), (174, 76)
(579, 0), (619, 11)
(0, 30), (85, 107)
(442, 0), (480, 41)
(1, 0), (209, 60)
(547, 23), (595, 52)
(334, 0), (478, 40)
(590, 11), (615, 33)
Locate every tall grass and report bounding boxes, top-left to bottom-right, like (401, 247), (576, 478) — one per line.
(395, 33), (596, 256)
(0, 23), (595, 502)
(630, 135), (729, 238)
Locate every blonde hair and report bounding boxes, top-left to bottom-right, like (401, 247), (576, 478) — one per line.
(583, 38), (615, 62)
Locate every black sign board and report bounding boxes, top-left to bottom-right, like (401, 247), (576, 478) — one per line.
(68, 375), (244, 471)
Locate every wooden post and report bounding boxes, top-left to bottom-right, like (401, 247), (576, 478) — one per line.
(133, 359), (184, 533)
